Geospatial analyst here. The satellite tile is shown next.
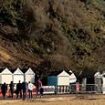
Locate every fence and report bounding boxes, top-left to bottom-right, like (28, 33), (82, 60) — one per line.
(69, 84), (98, 94)
(44, 84), (103, 94)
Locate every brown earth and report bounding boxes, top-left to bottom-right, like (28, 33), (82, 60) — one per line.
(1, 0), (105, 75)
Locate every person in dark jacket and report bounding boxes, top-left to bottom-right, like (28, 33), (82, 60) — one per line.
(1, 82), (7, 99)
(22, 82), (27, 100)
(9, 81), (14, 98)
(39, 87), (44, 98)
(16, 80), (22, 98)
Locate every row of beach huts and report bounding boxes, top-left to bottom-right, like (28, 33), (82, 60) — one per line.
(0, 68), (77, 85)
(0, 68), (35, 84)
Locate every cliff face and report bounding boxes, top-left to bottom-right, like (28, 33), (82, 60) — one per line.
(0, 0), (105, 73)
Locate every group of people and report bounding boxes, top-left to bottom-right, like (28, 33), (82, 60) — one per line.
(0, 80), (44, 100)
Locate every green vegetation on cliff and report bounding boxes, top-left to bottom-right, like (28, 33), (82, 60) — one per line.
(0, 0), (105, 75)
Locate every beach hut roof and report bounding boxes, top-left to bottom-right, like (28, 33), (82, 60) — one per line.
(94, 71), (102, 78)
(1, 68), (12, 74)
(49, 70), (73, 76)
(25, 68), (35, 75)
(58, 70), (70, 77)
(13, 68), (23, 74)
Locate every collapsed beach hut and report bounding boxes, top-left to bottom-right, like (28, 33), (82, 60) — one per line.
(94, 71), (102, 93)
(13, 68), (24, 83)
(0, 68), (13, 84)
(69, 70), (77, 84)
(25, 68), (35, 83)
(102, 72), (105, 94)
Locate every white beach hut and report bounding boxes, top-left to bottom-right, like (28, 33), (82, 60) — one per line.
(13, 68), (24, 83)
(25, 68), (35, 83)
(48, 70), (72, 86)
(57, 70), (70, 86)
(0, 68), (13, 84)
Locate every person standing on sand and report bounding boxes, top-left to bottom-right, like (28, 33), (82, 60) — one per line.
(1, 82), (7, 99)
(9, 81), (14, 98)
(39, 87), (44, 98)
(16, 80), (22, 98)
(36, 79), (42, 95)
(28, 81), (34, 99)
(22, 81), (27, 100)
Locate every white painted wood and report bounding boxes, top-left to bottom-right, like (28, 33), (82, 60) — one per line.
(25, 68), (35, 83)
(13, 68), (24, 83)
(58, 76), (70, 86)
(0, 68), (13, 84)
(25, 68), (35, 75)
(14, 68), (23, 74)
(1, 75), (13, 84)
(13, 75), (24, 83)
(1, 68), (12, 74)
(57, 70), (76, 85)
(25, 75), (35, 83)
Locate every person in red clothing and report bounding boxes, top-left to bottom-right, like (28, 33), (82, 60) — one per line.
(76, 82), (80, 93)
(36, 79), (42, 95)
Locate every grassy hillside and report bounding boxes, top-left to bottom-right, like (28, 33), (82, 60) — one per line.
(0, 0), (105, 75)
